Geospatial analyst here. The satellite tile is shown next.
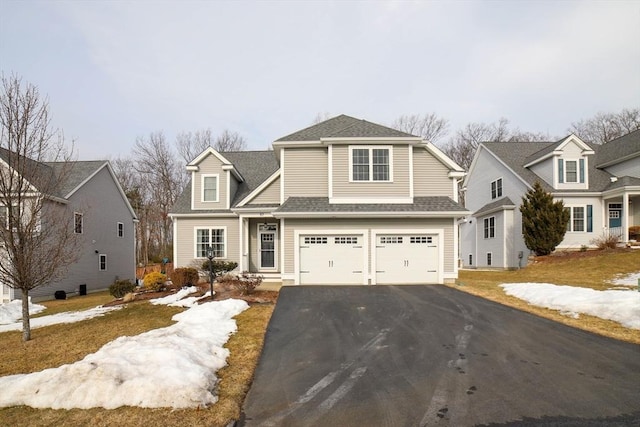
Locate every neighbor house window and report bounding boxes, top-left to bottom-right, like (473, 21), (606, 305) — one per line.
(565, 160), (578, 183)
(558, 159), (585, 184)
(491, 178), (503, 199)
(487, 252), (492, 266)
(350, 146), (391, 182)
(117, 222), (124, 238)
(468, 254), (473, 266)
(565, 205), (593, 232)
(99, 254), (107, 271)
(202, 175), (219, 202)
(74, 212), (83, 234)
(196, 227), (225, 258)
(483, 217), (495, 239)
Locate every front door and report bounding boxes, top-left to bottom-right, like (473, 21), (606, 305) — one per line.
(609, 203), (622, 228)
(259, 224), (277, 270)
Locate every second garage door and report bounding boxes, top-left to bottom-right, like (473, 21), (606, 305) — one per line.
(375, 234), (439, 284)
(299, 235), (365, 285)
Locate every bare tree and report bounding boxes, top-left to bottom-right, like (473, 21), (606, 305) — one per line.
(391, 113), (450, 143)
(0, 74), (81, 341)
(215, 129), (247, 152)
(569, 107), (640, 144)
(312, 112), (332, 124)
(133, 132), (187, 261)
(442, 118), (512, 171)
(176, 129), (213, 163)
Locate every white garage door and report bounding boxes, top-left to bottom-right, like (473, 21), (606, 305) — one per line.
(299, 235), (365, 284)
(375, 234), (439, 284)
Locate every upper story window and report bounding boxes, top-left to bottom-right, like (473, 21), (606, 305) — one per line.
(74, 212), (83, 234)
(491, 178), (503, 199)
(350, 146), (392, 182)
(202, 175), (219, 202)
(117, 222), (124, 238)
(558, 159), (585, 184)
(483, 216), (495, 239)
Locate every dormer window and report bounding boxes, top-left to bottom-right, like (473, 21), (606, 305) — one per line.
(350, 146), (392, 182)
(202, 175), (219, 202)
(558, 159), (585, 184)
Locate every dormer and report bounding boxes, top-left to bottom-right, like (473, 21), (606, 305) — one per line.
(524, 134), (594, 190)
(186, 147), (244, 210)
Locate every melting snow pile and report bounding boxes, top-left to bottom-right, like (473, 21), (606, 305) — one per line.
(501, 283), (640, 329)
(611, 271), (640, 287)
(149, 286), (208, 307)
(0, 299), (47, 325)
(0, 298), (249, 409)
(0, 305), (122, 333)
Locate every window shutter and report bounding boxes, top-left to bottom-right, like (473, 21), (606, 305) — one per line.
(579, 159), (585, 183)
(558, 159), (564, 183)
(587, 205), (593, 232)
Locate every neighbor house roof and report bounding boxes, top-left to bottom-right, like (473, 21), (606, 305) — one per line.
(482, 142), (613, 192)
(273, 196), (467, 216)
(473, 197), (516, 217)
(46, 161), (108, 197)
(275, 114), (417, 142)
(595, 129), (640, 168)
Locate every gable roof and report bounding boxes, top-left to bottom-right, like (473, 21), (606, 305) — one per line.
(481, 142), (613, 192)
(275, 114), (416, 142)
(595, 129), (640, 168)
(46, 161), (108, 197)
(474, 197), (516, 217)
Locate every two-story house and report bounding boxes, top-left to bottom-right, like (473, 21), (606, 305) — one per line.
(461, 129), (640, 269)
(169, 115), (468, 285)
(0, 149), (138, 302)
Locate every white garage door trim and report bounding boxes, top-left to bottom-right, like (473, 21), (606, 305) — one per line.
(294, 229), (369, 285)
(371, 229), (444, 285)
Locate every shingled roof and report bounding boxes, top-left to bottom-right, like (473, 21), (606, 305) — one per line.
(595, 129), (640, 168)
(275, 114), (416, 142)
(274, 196), (467, 215)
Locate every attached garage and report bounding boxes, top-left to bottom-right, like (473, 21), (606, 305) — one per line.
(299, 234), (366, 285)
(374, 233), (440, 284)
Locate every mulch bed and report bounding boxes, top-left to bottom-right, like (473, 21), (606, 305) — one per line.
(531, 247), (636, 264)
(104, 282), (279, 307)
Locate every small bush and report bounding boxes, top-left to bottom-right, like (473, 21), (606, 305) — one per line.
(629, 226), (640, 241)
(109, 279), (136, 299)
(143, 272), (167, 292)
(590, 233), (620, 250)
(200, 260), (238, 276)
(218, 272), (263, 295)
(170, 267), (199, 287)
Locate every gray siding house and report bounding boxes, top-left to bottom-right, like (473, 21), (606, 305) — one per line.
(0, 153), (137, 302)
(460, 130), (640, 269)
(170, 115), (468, 285)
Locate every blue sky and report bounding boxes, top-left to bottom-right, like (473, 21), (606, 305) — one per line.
(1, 0), (639, 160)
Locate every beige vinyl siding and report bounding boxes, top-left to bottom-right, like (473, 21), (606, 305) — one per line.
(283, 147), (328, 198)
(331, 145), (410, 198)
(192, 155), (229, 210)
(250, 176), (281, 204)
(413, 147), (454, 197)
(282, 218), (454, 276)
(229, 174), (239, 206)
(174, 217), (240, 268)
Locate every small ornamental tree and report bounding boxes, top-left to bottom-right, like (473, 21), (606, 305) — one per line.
(520, 181), (570, 256)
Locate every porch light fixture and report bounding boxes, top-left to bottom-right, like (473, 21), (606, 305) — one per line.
(206, 246), (215, 300)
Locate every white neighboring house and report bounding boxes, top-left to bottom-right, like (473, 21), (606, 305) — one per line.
(0, 149), (137, 302)
(460, 129), (640, 269)
(169, 114), (469, 285)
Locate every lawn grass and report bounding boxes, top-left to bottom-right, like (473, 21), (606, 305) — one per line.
(0, 301), (274, 427)
(32, 291), (115, 317)
(449, 249), (640, 344)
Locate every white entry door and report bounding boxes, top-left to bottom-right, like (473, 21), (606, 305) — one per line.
(258, 224), (277, 270)
(375, 234), (439, 284)
(299, 235), (365, 284)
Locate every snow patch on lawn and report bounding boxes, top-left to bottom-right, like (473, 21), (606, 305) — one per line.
(149, 286), (208, 307)
(0, 298), (249, 409)
(0, 299), (47, 325)
(501, 283), (640, 329)
(610, 271), (640, 287)
(0, 305), (122, 333)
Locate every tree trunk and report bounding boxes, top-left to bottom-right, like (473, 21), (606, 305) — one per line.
(21, 288), (31, 341)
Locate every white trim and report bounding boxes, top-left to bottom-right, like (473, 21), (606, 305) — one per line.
(371, 228), (444, 285)
(348, 145), (394, 183)
(169, 212), (238, 218)
(193, 225), (228, 259)
(329, 197), (413, 204)
(452, 218), (459, 277)
(422, 142), (465, 172)
(408, 145), (414, 199)
(257, 223), (278, 271)
(280, 149), (285, 205)
(452, 178), (459, 203)
(188, 147), (232, 168)
(99, 254), (107, 271)
(294, 229), (368, 285)
(117, 222), (124, 238)
(172, 218), (178, 267)
(490, 177), (503, 200)
(190, 171), (196, 210)
(237, 169), (281, 207)
(274, 211), (468, 219)
(321, 137), (423, 144)
(226, 170), (231, 209)
(238, 216), (244, 271)
(328, 144), (333, 199)
(280, 218), (285, 276)
(565, 205), (587, 233)
(201, 174), (220, 203)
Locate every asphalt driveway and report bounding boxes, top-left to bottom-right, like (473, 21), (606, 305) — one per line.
(240, 286), (640, 426)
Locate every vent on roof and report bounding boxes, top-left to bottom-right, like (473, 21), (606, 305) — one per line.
(610, 177), (618, 183)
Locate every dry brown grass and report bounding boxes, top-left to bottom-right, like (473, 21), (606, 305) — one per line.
(33, 291), (114, 317)
(450, 249), (640, 344)
(0, 301), (274, 427)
